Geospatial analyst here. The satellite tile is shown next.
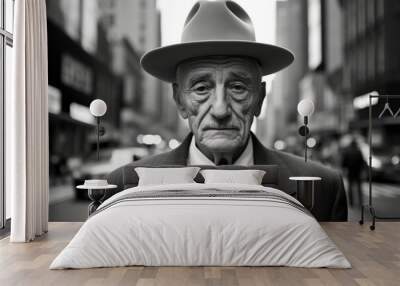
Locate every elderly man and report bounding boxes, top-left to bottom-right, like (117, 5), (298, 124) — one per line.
(107, 0), (347, 221)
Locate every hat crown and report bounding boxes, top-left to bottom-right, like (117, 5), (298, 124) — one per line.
(181, 1), (256, 43)
(140, 0), (294, 82)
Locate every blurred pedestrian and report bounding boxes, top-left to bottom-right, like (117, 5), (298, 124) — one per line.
(342, 139), (365, 206)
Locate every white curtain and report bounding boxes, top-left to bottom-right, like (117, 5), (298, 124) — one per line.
(8, 0), (49, 242)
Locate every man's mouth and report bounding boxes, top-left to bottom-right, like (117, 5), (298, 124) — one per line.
(203, 126), (239, 131)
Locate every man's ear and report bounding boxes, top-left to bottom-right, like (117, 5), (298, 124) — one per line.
(172, 83), (189, 119)
(254, 81), (266, 117)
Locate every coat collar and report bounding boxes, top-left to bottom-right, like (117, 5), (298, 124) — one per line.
(165, 133), (193, 165)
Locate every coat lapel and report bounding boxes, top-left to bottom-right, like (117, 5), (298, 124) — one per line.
(251, 133), (296, 195)
(152, 132), (296, 195)
(162, 133), (193, 165)
(174, 133), (293, 171)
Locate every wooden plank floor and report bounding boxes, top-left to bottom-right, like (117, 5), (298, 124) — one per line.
(1, 222), (399, 286)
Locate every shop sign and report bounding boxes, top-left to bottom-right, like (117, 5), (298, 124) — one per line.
(70, 103), (95, 125)
(61, 53), (93, 95)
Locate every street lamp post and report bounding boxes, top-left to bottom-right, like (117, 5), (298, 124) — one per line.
(89, 99), (107, 161)
(297, 99), (315, 162)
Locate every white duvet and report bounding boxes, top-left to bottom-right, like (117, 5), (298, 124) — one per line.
(50, 183), (351, 269)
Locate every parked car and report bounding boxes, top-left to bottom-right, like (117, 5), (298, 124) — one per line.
(73, 147), (149, 199)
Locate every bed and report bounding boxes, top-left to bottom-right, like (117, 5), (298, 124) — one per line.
(50, 165), (350, 269)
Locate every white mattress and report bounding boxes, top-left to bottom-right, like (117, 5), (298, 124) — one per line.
(50, 183), (351, 269)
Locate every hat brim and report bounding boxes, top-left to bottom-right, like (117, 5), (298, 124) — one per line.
(140, 41), (294, 83)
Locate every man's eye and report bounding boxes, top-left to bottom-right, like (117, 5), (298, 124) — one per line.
(196, 86), (208, 93)
(229, 83), (247, 93)
(192, 84), (212, 95)
(228, 83), (249, 101)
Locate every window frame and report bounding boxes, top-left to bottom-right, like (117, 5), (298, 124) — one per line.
(1, 0), (14, 230)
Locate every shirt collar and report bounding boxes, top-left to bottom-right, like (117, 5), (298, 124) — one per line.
(187, 135), (254, 166)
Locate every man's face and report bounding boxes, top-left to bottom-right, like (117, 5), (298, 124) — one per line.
(173, 57), (266, 154)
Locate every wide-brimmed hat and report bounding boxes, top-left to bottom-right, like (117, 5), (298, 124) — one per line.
(140, 0), (294, 83)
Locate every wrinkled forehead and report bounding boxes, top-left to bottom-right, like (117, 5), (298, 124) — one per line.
(176, 56), (261, 83)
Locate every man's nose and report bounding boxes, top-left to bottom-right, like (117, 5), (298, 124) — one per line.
(210, 85), (230, 119)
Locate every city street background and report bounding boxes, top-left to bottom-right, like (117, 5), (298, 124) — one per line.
(42, 0), (400, 222)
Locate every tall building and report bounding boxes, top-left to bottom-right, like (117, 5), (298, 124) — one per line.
(258, 0), (347, 154)
(102, 0), (180, 144)
(46, 0), (121, 156)
(106, 0), (162, 117)
(299, 0), (344, 141)
(341, 0), (400, 147)
(259, 0), (308, 148)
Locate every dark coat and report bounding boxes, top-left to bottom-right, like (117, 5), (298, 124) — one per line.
(342, 144), (365, 177)
(107, 133), (348, 221)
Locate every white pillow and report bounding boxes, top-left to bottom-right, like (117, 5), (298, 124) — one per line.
(135, 167), (201, 186)
(200, 169), (266, 185)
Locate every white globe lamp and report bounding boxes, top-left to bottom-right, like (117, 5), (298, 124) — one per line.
(90, 99), (107, 117)
(297, 99), (315, 116)
(90, 99), (107, 161)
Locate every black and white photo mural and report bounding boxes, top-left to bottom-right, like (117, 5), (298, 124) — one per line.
(44, 0), (400, 268)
